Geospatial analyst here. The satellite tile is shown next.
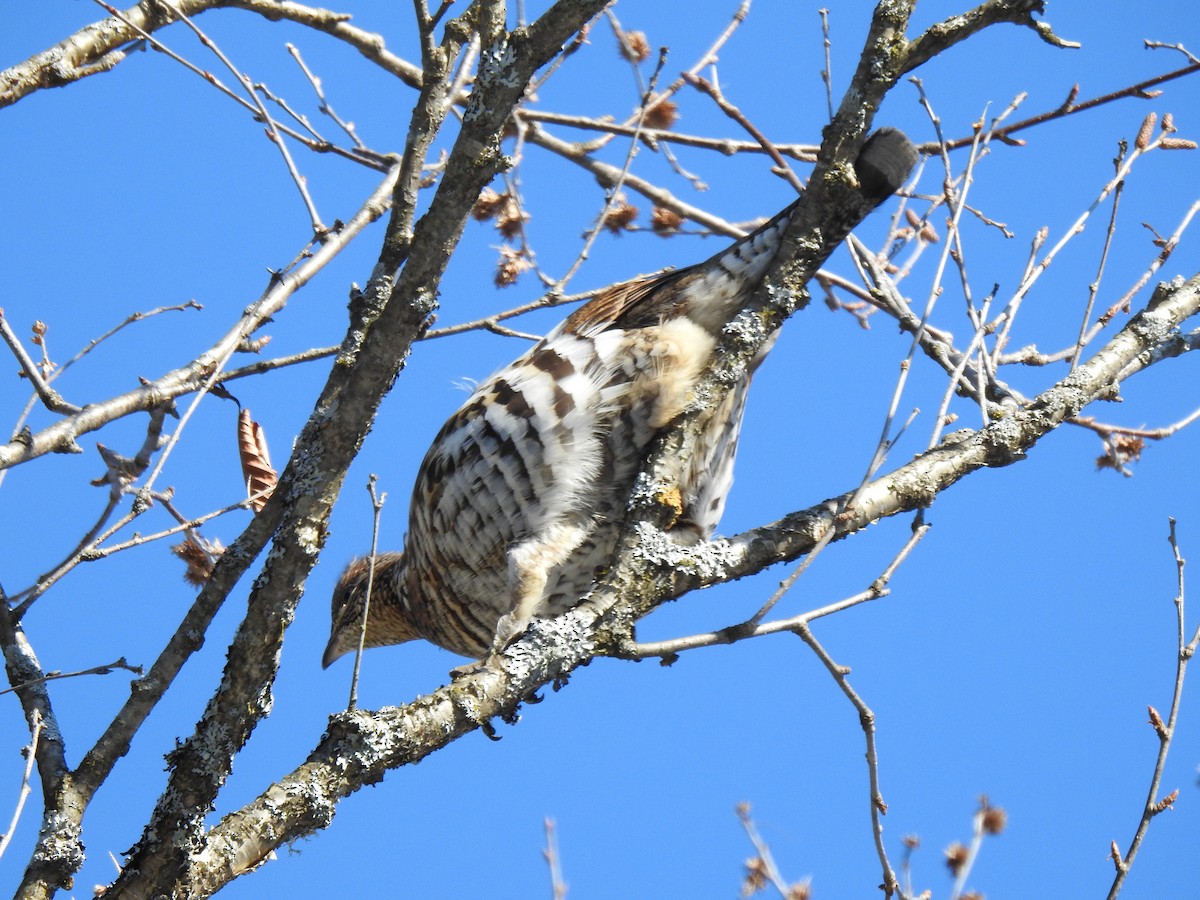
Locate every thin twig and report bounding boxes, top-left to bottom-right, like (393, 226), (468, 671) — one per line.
(736, 803), (800, 897)
(682, 71), (806, 193)
(348, 475), (387, 711)
(156, 1), (328, 235)
(1072, 405), (1200, 441)
(0, 311), (80, 414)
(936, 61), (1200, 152)
(91, 495), (259, 558)
(1106, 518), (1195, 899)
(620, 518), (929, 660)
(910, 81), (1013, 440)
(818, 9), (833, 122)
(1145, 40), (1200, 65)
(254, 79), (325, 142)
(949, 797), (1006, 899)
(1104, 197), (1200, 321)
(0, 659), (143, 697)
(991, 130), (1168, 362)
(58, 301), (204, 377)
(218, 344), (340, 381)
(423, 290), (593, 339)
(88, 0), (388, 171)
(542, 818), (568, 900)
(522, 109), (818, 160)
(1071, 141), (1126, 369)
(793, 624), (897, 896)
(0, 710), (41, 860)
(550, 49), (670, 291)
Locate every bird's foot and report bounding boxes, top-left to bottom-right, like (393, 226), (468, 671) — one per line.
(448, 612), (534, 679)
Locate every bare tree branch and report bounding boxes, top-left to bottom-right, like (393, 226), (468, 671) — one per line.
(1106, 518), (1197, 899)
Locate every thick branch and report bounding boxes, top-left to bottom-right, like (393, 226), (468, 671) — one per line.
(0, 593), (75, 896)
(0, 0), (425, 109)
(903, 0), (1077, 74)
(224, 0), (424, 87)
(1, 0), (220, 108)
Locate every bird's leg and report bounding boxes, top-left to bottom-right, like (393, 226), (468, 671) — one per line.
(450, 521), (593, 678)
(493, 520), (592, 653)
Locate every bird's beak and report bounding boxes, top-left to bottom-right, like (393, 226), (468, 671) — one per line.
(321, 637), (343, 670)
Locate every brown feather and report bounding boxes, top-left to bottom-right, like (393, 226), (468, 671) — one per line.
(562, 267), (695, 337)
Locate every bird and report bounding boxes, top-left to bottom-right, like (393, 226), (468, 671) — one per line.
(323, 128), (918, 668)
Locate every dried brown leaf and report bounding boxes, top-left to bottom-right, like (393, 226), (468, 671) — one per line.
(980, 804), (1007, 835)
(238, 407), (277, 512)
(494, 246), (533, 287)
(602, 201), (639, 233)
(651, 206), (683, 234)
(617, 30), (651, 62)
(740, 857), (768, 896)
(643, 99), (678, 130)
(944, 842), (969, 875)
(171, 533), (225, 587)
(471, 188), (509, 221)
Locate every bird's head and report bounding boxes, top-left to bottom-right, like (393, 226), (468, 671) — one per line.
(322, 551), (416, 668)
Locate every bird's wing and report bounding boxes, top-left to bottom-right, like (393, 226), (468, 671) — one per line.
(562, 266), (695, 338)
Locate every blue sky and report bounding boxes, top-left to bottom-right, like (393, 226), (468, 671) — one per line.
(2, 2), (1199, 897)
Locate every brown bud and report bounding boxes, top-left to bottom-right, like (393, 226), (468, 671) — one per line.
(496, 201), (529, 239)
(602, 201), (639, 233)
(980, 804), (1007, 835)
(1152, 789), (1179, 814)
(643, 99), (679, 130)
(238, 335), (272, 354)
(494, 246), (533, 287)
(617, 30), (651, 63)
(651, 206), (684, 234)
(741, 856), (768, 896)
(1135, 112), (1157, 149)
(171, 533), (225, 587)
(472, 188), (509, 221)
(944, 842), (970, 875)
